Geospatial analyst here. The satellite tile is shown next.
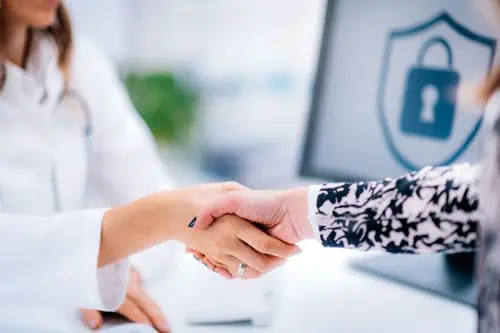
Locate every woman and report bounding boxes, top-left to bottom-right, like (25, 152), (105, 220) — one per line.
(190, 83), (500, 332)
(0, 1), (299, 332)
(192, 163), (481, 269)
(190, 8), (500, 333)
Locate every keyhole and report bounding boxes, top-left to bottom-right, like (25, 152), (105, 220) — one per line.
(420, 85), (439, 124)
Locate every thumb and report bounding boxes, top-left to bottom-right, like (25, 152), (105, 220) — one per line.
(80, 309), (103, 330)
(194, 192), (244, 230)
(195, 190), (284, 230)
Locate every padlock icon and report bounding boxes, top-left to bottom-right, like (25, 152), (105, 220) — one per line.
(400, 36), (461, 140)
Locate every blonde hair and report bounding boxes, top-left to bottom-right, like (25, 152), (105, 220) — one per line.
(477, 66), (500, 104)
(476, 0), (500, 104)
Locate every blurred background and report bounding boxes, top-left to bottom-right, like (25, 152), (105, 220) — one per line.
(66, 0), (325, 189)
(9, 1), (481, 332)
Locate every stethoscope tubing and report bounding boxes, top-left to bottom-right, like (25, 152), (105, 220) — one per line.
(51, 89), (92, 212)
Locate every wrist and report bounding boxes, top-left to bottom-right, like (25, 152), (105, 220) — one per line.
(99, 204), (137, 267)
(129, 191), (195, 244)
(279, 187), (314, 241)
(98, 189), (206, 268)
(137, 189), (204, 248)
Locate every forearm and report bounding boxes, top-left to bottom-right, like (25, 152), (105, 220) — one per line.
(302, 164), (481, 253)
(98, 190), (197, 268)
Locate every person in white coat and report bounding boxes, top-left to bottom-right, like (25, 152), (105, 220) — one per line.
(0, 1), (300, 332)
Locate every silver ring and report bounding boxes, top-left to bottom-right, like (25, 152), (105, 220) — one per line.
(236, 263), (247, 277)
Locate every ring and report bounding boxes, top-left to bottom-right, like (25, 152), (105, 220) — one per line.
(236, 263), (247, 277)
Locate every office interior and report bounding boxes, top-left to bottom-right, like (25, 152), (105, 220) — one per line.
(0, 0), (493, 332)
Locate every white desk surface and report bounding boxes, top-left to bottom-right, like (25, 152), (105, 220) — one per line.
(0, 241), (476, 333)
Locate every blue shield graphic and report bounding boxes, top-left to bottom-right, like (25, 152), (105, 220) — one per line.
(378, 12), (496, 171)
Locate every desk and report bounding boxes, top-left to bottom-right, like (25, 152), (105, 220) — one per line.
(0, 241), (476, 333)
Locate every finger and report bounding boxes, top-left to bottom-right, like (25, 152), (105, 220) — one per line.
(218, 255), (261, 279)
(205, 257), (223, 274)
(79, 309), (103, 330)
(203, 257), (234, 279)
(194, 192), (243, 230)
(118, 299), (152, 327)
(238, 223), (301, 258)
(193, 252), (205, 261)
(196, 253), (232, 273)
(198, 255), (233, 279)
(194, 253), (219, 276)
(202, 257), (216, 271)
(228, 240), (279, 273)
(128, 288), (170, 333)
(214, 266), (234, 279)
(186, 247), (195, 254)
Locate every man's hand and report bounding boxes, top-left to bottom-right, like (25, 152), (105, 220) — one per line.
(80, 268), (170, 332)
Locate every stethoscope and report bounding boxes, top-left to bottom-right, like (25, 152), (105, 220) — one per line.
(57, 88), (93, 139)
(50, 88), (93, 212)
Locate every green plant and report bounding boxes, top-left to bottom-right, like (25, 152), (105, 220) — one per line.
(124, 71), (199, 143)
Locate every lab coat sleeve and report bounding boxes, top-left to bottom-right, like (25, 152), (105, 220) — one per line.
(308, 164), (481, 253)
(73, 37), (178, 284)
(0, 209), (128, 310)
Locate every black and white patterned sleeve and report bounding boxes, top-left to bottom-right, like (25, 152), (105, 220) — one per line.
(308, 164), (481, 254)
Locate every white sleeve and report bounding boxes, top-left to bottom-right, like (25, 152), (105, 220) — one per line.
(129, 242), (181, 284)
(73, 38), (176, 283)
(0, 209), (128, 310)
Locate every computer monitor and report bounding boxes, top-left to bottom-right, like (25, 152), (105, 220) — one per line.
(300, 0), (498, 306)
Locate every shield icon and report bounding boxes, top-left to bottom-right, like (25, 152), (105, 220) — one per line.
(378, 11), (496, 171)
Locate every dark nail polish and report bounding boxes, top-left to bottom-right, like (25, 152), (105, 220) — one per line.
(188, 217), (197, 228)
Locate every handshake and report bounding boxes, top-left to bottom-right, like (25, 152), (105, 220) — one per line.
(100, 182), (314, 282)
(92, 182), (312, 332)
(181, 182), (313, 280)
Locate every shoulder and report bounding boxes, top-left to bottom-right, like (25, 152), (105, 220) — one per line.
(69, 35), (128, 118)
(70, 34), (119, 89)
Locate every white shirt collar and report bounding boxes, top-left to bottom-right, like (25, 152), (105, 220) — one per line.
(1, 31), (64, 107)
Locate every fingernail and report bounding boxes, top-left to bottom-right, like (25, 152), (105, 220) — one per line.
(188, 217), (197, 228)
(294, 247), (303, 255)
(193, 254), (200, 261)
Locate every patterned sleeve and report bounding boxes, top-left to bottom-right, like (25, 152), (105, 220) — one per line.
(309, 164), (481, 254)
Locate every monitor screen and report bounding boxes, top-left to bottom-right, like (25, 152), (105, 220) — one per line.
(301, 0), (499, 182)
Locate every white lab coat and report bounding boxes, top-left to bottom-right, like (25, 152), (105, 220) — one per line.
(0, 32), (176, 310)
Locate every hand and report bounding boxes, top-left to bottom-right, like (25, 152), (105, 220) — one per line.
(184, 214), (301, 279)
(187, 188), (311, 278)
(80, 268), (170, 332)
(187, 188), (312, 276)
(194, 188), (313, 245)
(99, 182), (249, 268)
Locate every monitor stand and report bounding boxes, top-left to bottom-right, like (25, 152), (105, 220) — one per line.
(350, 252), (476, 307)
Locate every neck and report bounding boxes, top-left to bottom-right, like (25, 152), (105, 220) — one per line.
(0, 13), (30, 68)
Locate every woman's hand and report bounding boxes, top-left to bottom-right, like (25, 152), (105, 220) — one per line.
(194, 188), (312, 245)
(183, 215), (301, 279)
(80, 267), (170, 332)
(98, 182), (249, 268)
(187, 188), (312, 277)
(97, 182), (300, 280)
